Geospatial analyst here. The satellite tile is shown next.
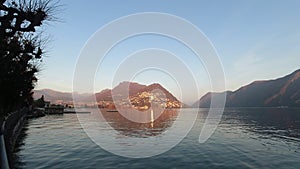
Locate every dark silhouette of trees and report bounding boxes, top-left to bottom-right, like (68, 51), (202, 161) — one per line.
(0, 0), (58, 116)
(34, 95), (45, 108)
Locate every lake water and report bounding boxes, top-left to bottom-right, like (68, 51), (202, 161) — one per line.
(15, 108), (300, 169)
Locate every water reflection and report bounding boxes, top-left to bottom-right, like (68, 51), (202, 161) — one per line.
(15, 108), (300, 168)
(222, 108), (300, 141)
(100, 108), (178, 138)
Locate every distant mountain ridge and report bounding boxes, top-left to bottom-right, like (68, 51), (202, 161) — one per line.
(33, 89), (92, 104)
(34, 82), (182, 108)
(35, 69), (300, 108)
(194, 69), (300, 107)
(34, 89), (73, 103)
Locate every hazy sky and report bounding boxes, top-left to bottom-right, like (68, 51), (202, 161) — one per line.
(36, 0), (300, 103)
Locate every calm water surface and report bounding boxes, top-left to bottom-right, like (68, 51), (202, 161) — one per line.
(15, 108), (300, 169)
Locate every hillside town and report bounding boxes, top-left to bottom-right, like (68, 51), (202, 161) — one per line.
(98, 90), (182, 110)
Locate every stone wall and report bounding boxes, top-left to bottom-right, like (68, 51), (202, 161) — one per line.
(0, 108), (28, 169)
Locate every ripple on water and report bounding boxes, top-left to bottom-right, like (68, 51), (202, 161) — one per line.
(15, 108), (300, 169)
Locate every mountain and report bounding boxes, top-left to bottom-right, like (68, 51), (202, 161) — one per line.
(128, 83), (181, 109)
(194, 69), (300, 108)
(95, 82), (146, 101)
(36, 69), (300, 108)
(33, 89), (73, 103)
(96, 82), (181, 109)
(33, 89), (92, 104)
(34, 82), (181, 108)
(136, 83), (179, 102)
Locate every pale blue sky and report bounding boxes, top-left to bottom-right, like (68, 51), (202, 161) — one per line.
(37, 0), (300, 103)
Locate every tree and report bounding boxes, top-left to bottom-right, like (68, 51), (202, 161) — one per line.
(0, 0), (58, 116)
(34, 95), (45, 108)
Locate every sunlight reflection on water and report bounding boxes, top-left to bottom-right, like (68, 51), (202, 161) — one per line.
(15, 108), (300, 169)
